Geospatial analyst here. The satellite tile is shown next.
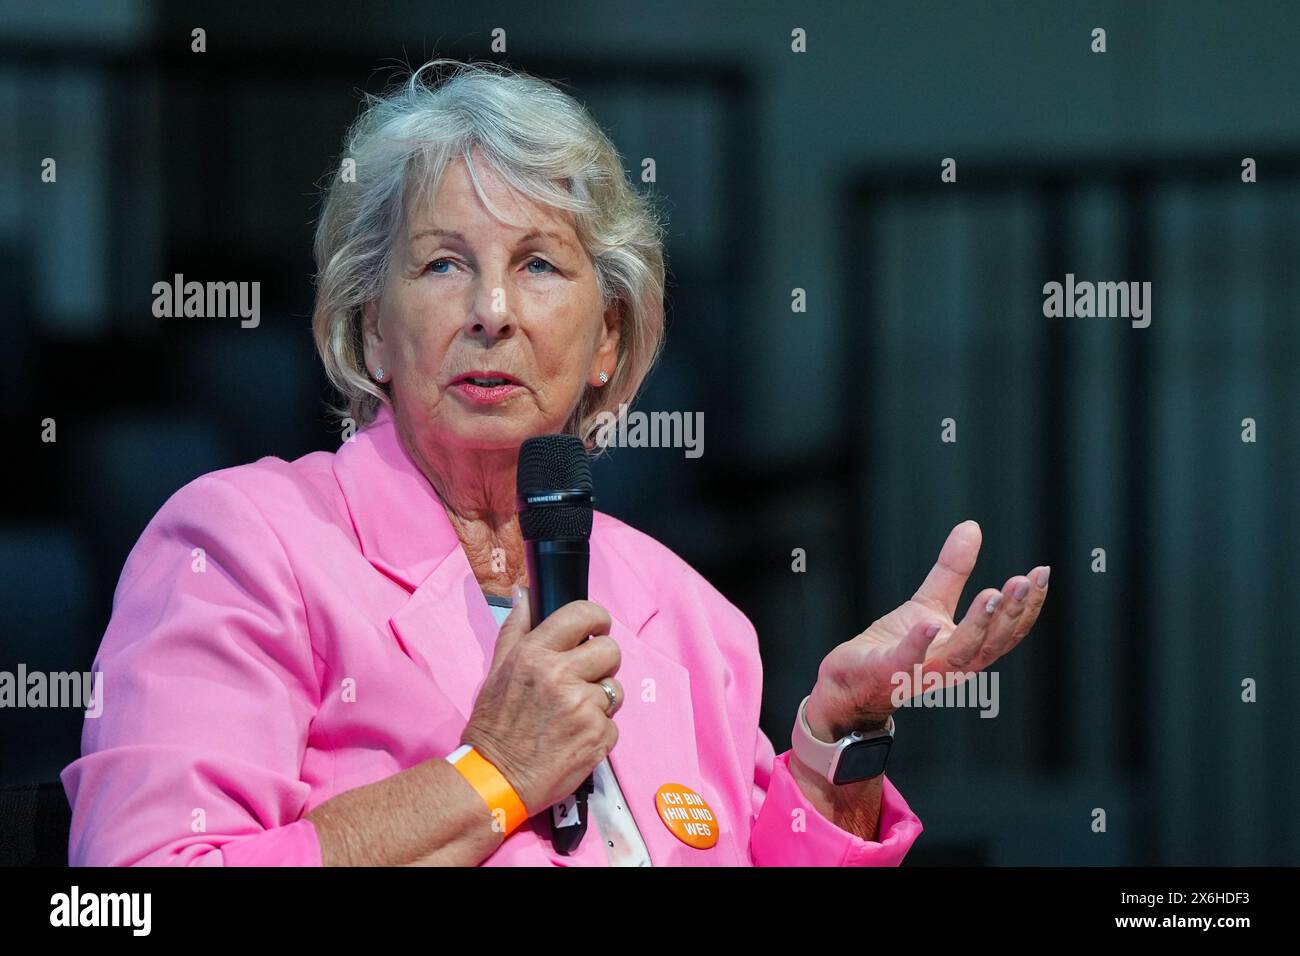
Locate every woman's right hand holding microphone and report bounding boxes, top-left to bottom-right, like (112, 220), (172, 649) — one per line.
(460, 587), (623, 819)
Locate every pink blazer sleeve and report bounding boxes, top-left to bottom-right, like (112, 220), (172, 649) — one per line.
(61, 473), (323, 866)
(748, 732), (924, 866)
(689, 570), (923, 865)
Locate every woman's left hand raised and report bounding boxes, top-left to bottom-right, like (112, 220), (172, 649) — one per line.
(805, 520), (1050, 741)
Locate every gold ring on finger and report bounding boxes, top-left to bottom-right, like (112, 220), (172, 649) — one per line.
(599, 679), (619, 715)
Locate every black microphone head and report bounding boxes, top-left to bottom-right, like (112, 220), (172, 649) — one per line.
(516, 435), (593, 541)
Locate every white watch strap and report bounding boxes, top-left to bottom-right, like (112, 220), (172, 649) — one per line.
(790, 695), (894, 781)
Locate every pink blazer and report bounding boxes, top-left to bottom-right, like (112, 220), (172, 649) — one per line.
(61, 403), (922, 866)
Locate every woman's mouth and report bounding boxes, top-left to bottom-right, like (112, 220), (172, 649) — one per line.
(449, 372), (522, 405)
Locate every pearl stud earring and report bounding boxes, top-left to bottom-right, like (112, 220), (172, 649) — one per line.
(598, 370), (609, 384)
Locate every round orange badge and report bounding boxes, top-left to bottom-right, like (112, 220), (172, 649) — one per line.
(654, 783), (719, 849)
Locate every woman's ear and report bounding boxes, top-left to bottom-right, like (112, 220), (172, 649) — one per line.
(361, 301), (386, 374)
(591, 301), (622, 382)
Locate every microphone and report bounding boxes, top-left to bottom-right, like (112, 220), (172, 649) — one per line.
(516, 434), (595, 855)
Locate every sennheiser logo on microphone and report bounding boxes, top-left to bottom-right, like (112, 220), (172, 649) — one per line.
(518, 489), (594, 513)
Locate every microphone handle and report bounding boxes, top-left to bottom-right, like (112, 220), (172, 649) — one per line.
(524, 537), (593, 855)
(524, 538), (590, 629)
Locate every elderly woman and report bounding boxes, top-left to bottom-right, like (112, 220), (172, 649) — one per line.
(62, 59), (1048, 867)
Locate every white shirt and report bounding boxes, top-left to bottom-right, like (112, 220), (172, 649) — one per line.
(482, 597), (652, 866)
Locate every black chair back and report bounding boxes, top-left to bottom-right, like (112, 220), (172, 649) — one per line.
(0, 782), (71, 866)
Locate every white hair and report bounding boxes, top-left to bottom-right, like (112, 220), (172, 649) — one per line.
(311, 58), (668, 452)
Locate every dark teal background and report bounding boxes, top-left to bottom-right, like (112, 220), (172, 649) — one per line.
(1, 1), (1296, 865)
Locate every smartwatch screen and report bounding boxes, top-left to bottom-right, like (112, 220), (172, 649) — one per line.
(833, 739), (890, 784)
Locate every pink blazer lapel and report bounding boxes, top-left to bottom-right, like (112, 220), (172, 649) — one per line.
(589, 526), (740, 865)
(602, 616), (715, 863)
(333, 404), (496, 724)
(387, 549), (500, 724)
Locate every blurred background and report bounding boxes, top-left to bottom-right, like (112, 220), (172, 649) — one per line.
(1, 0), (1297, 865)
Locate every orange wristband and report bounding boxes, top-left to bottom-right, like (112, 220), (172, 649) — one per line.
(446, 744), (528, 836)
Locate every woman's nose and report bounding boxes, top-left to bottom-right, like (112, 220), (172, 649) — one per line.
(463, 281), (516, 341)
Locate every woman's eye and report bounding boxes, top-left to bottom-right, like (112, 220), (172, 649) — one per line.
(426, 258), (455, 275)
(525, 257), (555, 274)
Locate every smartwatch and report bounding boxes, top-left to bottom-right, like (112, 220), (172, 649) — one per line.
(791, 695), (894, 785)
